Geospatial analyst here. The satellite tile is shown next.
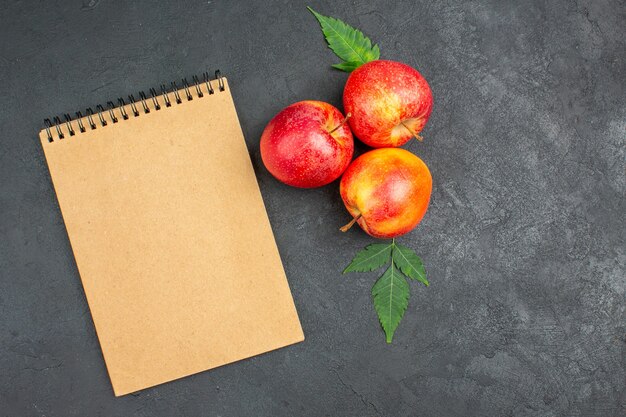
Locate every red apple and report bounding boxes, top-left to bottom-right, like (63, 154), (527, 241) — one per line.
(343, 60), (433, 148)
(340, 148), (432, 239)
(260, 101), (354, 188)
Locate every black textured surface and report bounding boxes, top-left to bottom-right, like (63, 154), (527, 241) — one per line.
(1, 0), (624, 415)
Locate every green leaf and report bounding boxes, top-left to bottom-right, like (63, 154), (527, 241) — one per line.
(307, 7), (380, 71)
(392, 244), (429, 286)
(371, 264), (410, 343)
(331, 61), (362, 72)
(343, 243), (393, 273)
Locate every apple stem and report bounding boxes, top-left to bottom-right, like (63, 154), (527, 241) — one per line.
(400, 121), (423, 142)
(340, 213), (362, 232)
(329, 112), (352, 134)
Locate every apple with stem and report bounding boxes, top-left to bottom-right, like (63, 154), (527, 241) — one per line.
(344, 60), (433, 148)
(260, 101), (354, 188)
(340, 148), (432, 238)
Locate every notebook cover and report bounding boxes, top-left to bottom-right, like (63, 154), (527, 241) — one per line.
(38, 78), (304, 396)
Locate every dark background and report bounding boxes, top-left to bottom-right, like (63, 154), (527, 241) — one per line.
(1, 0), (624, 415)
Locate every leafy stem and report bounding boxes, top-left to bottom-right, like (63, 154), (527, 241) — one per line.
(344, 239), (428, 343)
(308, 7), (380, 72)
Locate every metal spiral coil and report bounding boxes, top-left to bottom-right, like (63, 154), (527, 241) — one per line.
(43, 70), (224, 143)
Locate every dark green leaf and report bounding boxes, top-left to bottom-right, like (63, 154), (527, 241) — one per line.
(392, 244), (429, 286)
(307, 7), (380, 70)
(331, 61), (362, 72)
(343, 243), (393, 273)
(371, 263), (410, 343)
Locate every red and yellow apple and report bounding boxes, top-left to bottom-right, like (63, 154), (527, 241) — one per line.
(260, 100), (354, 188)
(343, 60), (433, 148)
(339, 148), (432, 238)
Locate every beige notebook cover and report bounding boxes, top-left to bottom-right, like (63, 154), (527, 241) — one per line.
(39, 74), (304, 396)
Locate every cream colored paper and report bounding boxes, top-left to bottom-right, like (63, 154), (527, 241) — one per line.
(39, 79), (304, 396)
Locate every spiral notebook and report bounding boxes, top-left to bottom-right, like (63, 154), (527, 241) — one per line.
(38, 71), (304, 396)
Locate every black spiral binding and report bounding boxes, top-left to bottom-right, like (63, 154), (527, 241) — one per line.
(43, 70), (225, 143)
